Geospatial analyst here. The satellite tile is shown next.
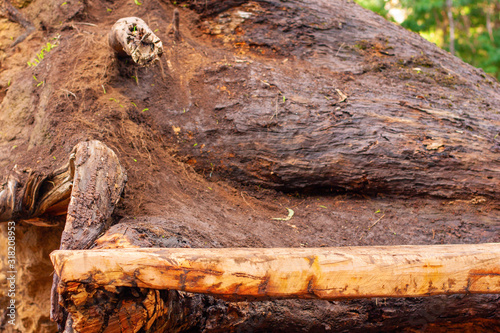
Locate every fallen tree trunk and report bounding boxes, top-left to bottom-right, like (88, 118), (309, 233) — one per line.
(156, 0), (500, 198)
(0, 0), (499, 332)
(51, 244), (500, 300)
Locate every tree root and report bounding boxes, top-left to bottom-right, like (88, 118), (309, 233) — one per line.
(108, 17), (163, 66)
(0, 0), (35, 47)
(0, 157), (74, 226)
(47, 141), (127, 331)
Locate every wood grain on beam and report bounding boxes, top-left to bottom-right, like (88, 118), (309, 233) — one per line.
(51, 243), (500, 300)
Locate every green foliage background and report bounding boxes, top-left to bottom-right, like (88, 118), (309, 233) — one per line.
(356, 0), (500, 79)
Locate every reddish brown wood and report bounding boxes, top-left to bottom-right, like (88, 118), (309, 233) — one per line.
(48, 141), (127, 330)
(158, 0), (500, 199)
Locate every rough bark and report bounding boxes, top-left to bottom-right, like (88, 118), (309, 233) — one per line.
(0, 141), (126, 228)
(56, 141), (127, 251)
(0, 149), (74, 226)
(47, 141), (127, 330)
(158, 0), (500, 198)
(108, 17), (163, 66)
(0, 0), (498, 331)
(51, 244), (500, 300)
(0, 140), (127, 330)
(50, 285), (500, 333)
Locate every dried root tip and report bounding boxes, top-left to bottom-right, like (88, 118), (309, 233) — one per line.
(173, 9), (180, 40)
(108, 17), (163, 66)
(168, 9), (181, 40)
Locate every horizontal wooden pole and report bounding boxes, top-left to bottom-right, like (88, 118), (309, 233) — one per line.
(51, 243), (500, 300)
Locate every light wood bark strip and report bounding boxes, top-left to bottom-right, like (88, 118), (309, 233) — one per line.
(51, 243), (500, 300)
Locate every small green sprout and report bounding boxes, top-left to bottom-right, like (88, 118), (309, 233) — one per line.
(61, 2), (67, 6)
(27, 41), (58, 68)
(134, 0), (142, 6)
(193, 143), (198, 147)
(102, 85), (107, 94)
(282, 95), (286, 103)
(107, 8), (112, 12)
(141, 108), (149, 112)
(131, 102), (137, 107)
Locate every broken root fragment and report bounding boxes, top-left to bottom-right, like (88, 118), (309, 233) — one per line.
(0, 157), (75, 225)
(108, 17), (163, 66)
(1, 0), (35, 47)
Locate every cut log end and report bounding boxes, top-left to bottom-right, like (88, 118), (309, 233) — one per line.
(109, 17), (163, 66)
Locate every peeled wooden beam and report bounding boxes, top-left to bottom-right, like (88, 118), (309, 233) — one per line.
(108, 17), (163, 66)
(51, 243), (500, 300)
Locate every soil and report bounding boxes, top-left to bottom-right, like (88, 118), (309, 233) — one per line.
(0, 0), (499, 332)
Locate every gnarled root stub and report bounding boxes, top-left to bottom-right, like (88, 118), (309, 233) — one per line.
(0, 158), (75, 226)
(108, 17), (163, 66)
(48, 141), (127, 330)
(0, 174), (18, 222)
